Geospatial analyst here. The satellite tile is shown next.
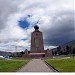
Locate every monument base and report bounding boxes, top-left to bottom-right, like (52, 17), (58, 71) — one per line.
(22, 50), (52, 58)
(22, 53), (45, 58)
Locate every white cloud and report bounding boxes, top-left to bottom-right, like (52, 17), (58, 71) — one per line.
(0, 0), (74, 52)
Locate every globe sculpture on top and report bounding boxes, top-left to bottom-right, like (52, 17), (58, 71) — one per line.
(34, 25), (39, 29)
(34, 25), (39, 31)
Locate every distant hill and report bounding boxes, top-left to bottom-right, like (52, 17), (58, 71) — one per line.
(62, 40), (75, 47)
(0, 51), (13, 56)
(51, 39), (75, 51)
(0, 51), (20, 56)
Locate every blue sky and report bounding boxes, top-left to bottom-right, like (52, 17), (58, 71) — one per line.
(0, 0), (74, 52)
(19, 19), (29, 29)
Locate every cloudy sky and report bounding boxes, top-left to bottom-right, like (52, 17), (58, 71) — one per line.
(0, 0), (74, 52)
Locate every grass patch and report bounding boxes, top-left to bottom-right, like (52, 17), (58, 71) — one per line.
(0, 58), (31, 72)
(44, 57), (75, 72)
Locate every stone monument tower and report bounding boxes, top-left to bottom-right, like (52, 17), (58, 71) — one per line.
(22, 25), (52, 58)
(31, 25), (44, 53)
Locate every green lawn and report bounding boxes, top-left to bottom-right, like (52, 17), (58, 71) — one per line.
(44, 57), (75, 72)
(0, 58), (31, 72)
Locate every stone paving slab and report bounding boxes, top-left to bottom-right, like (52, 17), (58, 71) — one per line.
(17, 59), (54, 72)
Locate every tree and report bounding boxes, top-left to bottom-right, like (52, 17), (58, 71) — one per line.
(18, 51), (25, 57)
(57, 46), (61, 55)
(73, 47), (75, 54)
(63, 49), (67, 55)
(52, 50), (54, 56)
(66, 45), (70, 55)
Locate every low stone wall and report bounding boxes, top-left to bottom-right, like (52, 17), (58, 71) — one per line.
(22, 53), (45, 58)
